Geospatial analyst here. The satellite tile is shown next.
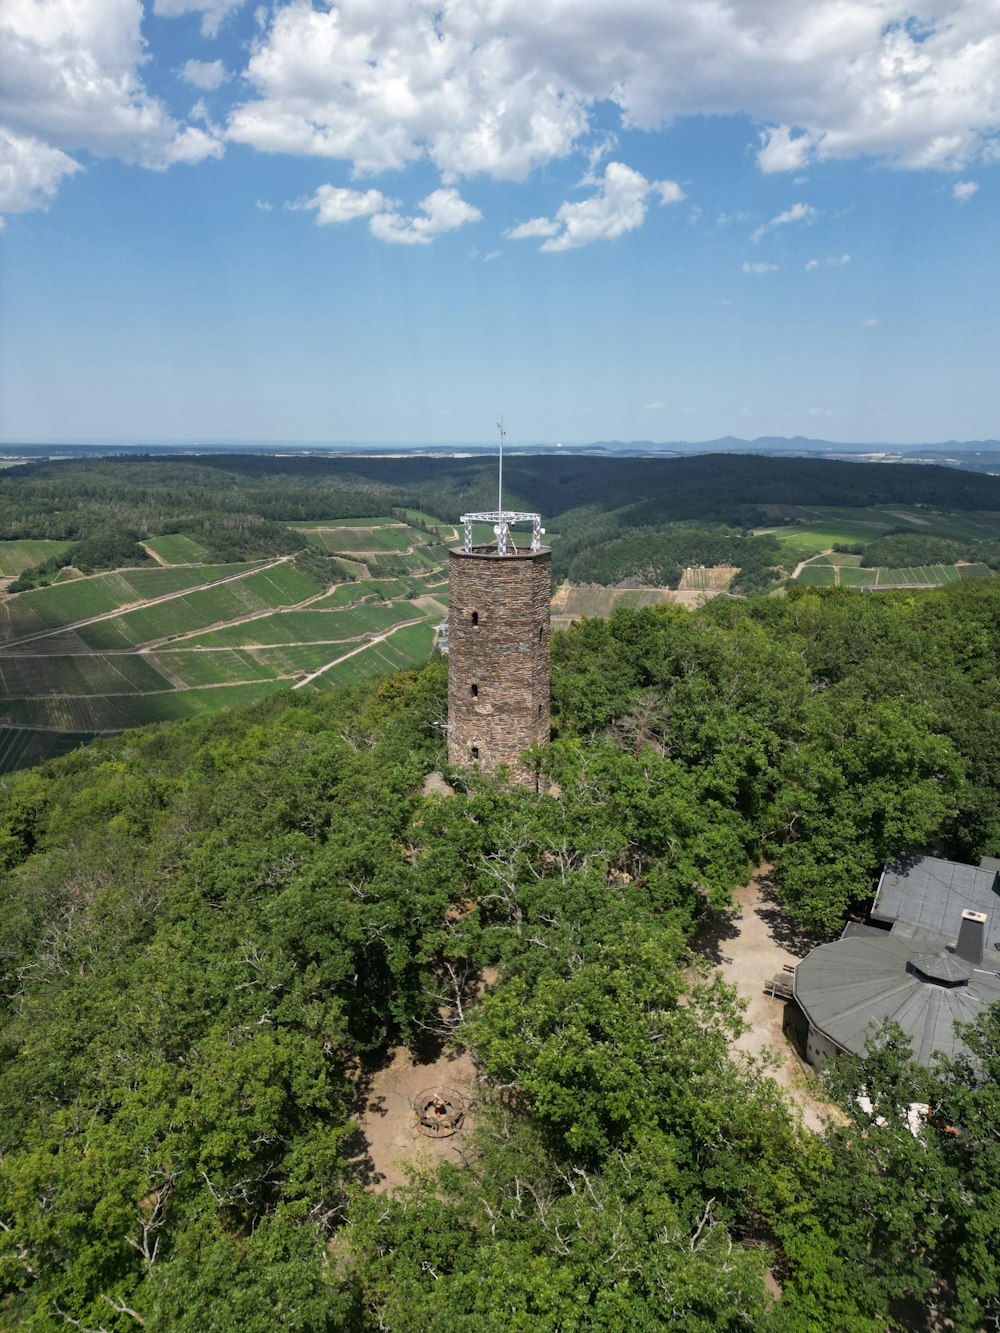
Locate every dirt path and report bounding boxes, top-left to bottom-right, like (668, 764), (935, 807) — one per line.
(411, 593), (449, 618)
(292, 615), (429, 689)
(138, 542), (170, 566)
(704, 871), (841, 1133)
(789, 551), (833, 580)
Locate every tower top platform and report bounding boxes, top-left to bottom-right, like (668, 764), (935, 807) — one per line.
(458, 510), (544, 556)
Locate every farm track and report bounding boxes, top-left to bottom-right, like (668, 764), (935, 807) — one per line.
(138, 542), (170, 565)
(0, 557), (291, 649)
(293, 617), (431, 689)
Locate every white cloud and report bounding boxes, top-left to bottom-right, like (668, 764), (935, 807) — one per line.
(743, 261), (779, 273)
(227, 1), (1000, 182)
(511, 161), (683, 252)
(806, 253), (851, 270)
(159, 125), (223, 168)
(953, 179), (979, 201)
(758, 127), (817, 173)
(0, 0), (223, 207)
(0, 126), (79, 216)
(180, 59), (228, 91)
(296, 183), (480, 243)
(255, 199), (272, 210)
(863, 317), (880, 326)
(297, 184), (394, 225)
(644, 401), (664, 410)
(153, 0), (245, 39)
(228, 1), (587, 179)
(752, 201), (817, 242)
(507, 216), (560, 239)
(369, 187), (481, 244)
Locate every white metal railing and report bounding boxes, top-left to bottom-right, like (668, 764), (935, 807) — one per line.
(459, 511), (544, 556)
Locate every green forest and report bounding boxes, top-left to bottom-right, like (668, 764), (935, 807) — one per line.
(2, 577), (1000, 1331)
(5, 452), (1000, 593)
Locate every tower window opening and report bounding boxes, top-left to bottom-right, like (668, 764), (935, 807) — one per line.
(471, 611), (479, 625)
(538, 625), (543, 642)
(471, 745), (479, 759)
(471, 683), (478, 697)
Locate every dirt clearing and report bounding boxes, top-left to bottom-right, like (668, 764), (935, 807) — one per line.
(697, 869), (842, 1133)
(355, 1045), (478, 1192)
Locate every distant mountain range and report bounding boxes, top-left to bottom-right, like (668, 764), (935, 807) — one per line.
(583, 437), (1000, 462)
(3, 437), (1000, 471)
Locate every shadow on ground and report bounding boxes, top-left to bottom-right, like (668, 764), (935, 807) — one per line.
(755, 876), (834, 955)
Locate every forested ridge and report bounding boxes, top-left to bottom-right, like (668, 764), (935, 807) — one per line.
(5, 452), (1000, 592)
(2, 580), (1000, 1330)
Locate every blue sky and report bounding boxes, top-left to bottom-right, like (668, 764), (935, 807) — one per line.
(1, 0), (998, 446)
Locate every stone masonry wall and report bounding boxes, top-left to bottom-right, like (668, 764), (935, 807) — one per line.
(447, 546), (551, 773)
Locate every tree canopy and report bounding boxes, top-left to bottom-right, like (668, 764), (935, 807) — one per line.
(2, 579), (1000, 1329)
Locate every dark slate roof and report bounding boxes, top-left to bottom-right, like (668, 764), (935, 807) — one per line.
(871, 855), (1000, 953)
(794, 929), (1000, 1064)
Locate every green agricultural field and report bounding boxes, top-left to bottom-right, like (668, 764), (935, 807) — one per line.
(123, 563), (256, 598)
(838, 567), (880, 586)
(291, 518), (398, 529)
(361, 554), (424, 578)
(334, 527), (413, 552)
(0, 726), (102, 773)
(761, 504), (1000, 555)
(768, 523), (887, 556)
(182, 600), (425, 649)
(12, 576), (135, 630)
(0, 653), (174, 697)
(876, 565), (959, 586)
(795, 561), (987, 589)
(0, 564), (263, 641)
(0, 681), (286, 732)
(73, 563), (323, 650)
(0, 540), (75, 576)
(144, 533), (212, 564)
(795, 565), (838, 586)
(296, 525), (416, 553)
(310, 579), (410, 608)
(392, 509), (443, 525)
(248, 644), (359, 677)
(147, 649), (284, 688)
(302, 621), (437, 692)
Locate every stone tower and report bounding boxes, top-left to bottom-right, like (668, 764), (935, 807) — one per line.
(447, 509), (551, 775)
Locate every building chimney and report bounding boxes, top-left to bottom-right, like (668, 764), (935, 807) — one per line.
(955, 910), (987, 967)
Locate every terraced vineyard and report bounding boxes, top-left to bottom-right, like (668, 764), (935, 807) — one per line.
(0, 540), (75, 578)
(795, 558), (990, 588)
(0, 520), (452, 773)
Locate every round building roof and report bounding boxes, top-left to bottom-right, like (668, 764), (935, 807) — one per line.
(793, 930), (1000, 1065)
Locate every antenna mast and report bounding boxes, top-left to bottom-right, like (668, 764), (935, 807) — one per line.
(496, 417), (506, 554)
(459, 420), (544, 556)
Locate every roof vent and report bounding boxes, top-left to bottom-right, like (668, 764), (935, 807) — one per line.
(955, 909), (987, 967)
(910, 951), (973, 986)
